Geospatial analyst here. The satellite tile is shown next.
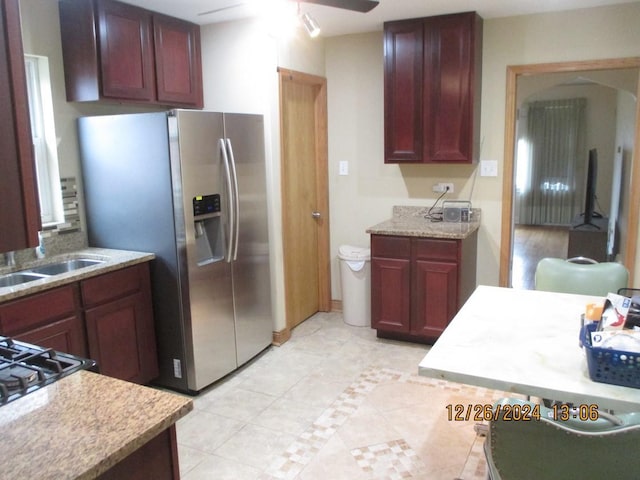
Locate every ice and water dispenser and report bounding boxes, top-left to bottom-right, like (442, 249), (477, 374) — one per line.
(193, 194), (224, 266)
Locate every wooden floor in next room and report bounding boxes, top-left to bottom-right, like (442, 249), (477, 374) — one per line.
(511, 225), (569, 290)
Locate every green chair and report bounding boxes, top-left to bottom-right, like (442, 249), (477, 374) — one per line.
(485, 398), (640, 480)
(534, 257), (628, 297)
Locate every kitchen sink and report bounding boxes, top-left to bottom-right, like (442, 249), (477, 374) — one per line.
(27, 258), (105, 276)
(0, 272), (49, 288)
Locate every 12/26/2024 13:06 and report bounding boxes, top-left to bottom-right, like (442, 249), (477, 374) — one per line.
(446, 403), (601, 422)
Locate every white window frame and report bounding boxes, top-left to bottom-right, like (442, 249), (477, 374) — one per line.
(24, 54), (63, 226)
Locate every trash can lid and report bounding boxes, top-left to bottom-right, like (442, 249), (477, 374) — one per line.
(338, 245), (371, 261)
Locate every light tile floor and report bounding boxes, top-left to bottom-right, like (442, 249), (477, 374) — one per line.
(176, 312), (506, 479)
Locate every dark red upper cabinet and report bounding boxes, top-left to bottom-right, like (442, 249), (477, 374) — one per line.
(97, 0), (156, 102)
(0, 0), (41, 253)
(384, 20), (424, 163)
(384, 12), (482, 164)
(59, 0), (203, 108)
(154, 14), (203, 108)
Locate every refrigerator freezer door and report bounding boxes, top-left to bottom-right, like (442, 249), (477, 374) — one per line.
(224, 113), (273, 365)
(173, 110), (237, 390)
(79, 112), (188, 391)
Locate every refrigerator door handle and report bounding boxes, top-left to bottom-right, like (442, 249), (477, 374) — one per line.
(226, 138), (240, 261)
(219, 138), (235, 263)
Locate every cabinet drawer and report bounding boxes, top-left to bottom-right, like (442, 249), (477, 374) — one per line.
(82, 263), (148, 307)
(413, 238), (458, 261)
(0, 285), (80, 335)
(371, 235), (411, 258)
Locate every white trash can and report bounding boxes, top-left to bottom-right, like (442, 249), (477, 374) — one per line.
(338, 245), (371, 327)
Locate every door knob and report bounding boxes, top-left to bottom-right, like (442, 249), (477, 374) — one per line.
(311, 211), (321, 218)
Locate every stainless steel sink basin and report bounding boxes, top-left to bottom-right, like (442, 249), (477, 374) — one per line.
(28, 258), (105, 276)
(0, 272), (49, 288)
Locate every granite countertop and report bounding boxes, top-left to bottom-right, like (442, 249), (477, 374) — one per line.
(0, 370), (192, 479)
(366, 206), (481, 239)
(0, 248), (155, 303)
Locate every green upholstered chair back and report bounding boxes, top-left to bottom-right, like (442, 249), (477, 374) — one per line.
(485, 398), (640, 480)
(534, 257), (628, 297)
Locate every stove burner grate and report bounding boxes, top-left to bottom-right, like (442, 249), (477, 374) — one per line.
(0, 336), (95, 405)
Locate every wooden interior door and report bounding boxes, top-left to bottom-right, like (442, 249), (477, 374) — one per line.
(279, 68), (330, 331)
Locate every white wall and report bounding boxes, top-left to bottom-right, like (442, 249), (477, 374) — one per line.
(326, 2), (640, 297)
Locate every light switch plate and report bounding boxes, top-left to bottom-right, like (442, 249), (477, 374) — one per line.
(480, 160), (498, 177)
(339, 161), (349, 176)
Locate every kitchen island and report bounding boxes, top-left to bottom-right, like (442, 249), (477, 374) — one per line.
(0, 370), (192, 479)
(419, 286), (640, 411)
(366, 206), (480, 343)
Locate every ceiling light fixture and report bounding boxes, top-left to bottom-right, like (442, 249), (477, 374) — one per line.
(301, 11), (321, 37)
(296, 2), (320, 38)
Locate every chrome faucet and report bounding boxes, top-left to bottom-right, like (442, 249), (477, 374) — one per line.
(5, 251), (16, 267)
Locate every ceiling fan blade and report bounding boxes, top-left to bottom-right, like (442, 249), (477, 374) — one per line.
(301, 0), (379, 13)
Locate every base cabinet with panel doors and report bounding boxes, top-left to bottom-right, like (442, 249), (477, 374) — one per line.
(0, 0), (41, 253)
(0, 262), (158, 385)
(371, 232), (477, 343)
(82, 263), (159, 384)
(58, 0), (203, 108)
(0, 284), (87, 357)
(384, 11), (482, 164)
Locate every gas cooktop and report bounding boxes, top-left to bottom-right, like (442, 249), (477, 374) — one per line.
(0, 336), (95, 405)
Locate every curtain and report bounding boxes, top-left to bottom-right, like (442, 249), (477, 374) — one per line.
(517, 98), (587, 225)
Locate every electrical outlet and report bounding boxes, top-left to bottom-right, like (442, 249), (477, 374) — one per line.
(432, 182), (454, 193)
(338, 161), (349, 176)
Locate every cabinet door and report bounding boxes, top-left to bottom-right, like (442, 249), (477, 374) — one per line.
(96, 0), (156, 101)
(97, 426), (179, 480)
(0, 285), (86, 356)
(153, 14), (203, 108)
(0, 0), (40, 252)
(412, 260), (458, 338)
(423, 12), (481, 164)
(383, 20), (424, 163)
(85, 291), (158, 384)
(371, 257), (411, 333)
(15, 317), (87, 358)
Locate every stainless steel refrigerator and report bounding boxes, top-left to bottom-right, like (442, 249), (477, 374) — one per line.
(78, 110), (272, 393)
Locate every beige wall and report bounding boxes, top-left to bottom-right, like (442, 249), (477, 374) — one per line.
(326, 2), (640, 299)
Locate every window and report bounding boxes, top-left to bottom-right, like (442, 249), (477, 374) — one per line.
(24, 54), (63, 226)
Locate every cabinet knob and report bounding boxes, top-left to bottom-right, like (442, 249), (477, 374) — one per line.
(311, 211), (321, 219)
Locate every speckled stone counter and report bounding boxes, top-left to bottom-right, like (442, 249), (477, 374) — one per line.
(0, 370), (192, 479)
(0, 248), (155, 303)
(366, 205), (480, 239)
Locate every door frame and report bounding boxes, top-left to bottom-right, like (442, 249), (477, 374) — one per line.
(278, 67), (331, 330)
(499, 57), (640, 287)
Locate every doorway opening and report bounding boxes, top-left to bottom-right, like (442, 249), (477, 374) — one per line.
(500, 58), (640, 288)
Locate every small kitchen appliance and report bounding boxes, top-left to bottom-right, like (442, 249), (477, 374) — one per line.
(0, 336), (95, 405)
(443, 200), (472, 223)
